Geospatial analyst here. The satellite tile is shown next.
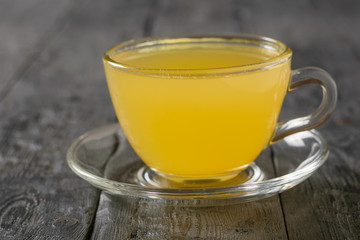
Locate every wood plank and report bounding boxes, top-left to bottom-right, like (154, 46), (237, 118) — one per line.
(91, 192), (286, 240)
(0, 0), (73, 101)
(0, 0), (151, 238)
(269, 0), (360, 239)
(90, 0), (288, 239)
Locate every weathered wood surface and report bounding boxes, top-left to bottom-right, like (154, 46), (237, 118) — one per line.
(0, 0), (359, 239)
(0, 0), (111, 239)
(269, 2), (360, 239)
(0, 0), (73, 101)
(92, 192), (286, 240)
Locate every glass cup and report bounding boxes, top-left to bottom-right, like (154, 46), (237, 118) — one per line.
(103, 34), (337, 184)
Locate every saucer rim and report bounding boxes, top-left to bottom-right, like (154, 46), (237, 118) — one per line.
(67, 123), (329, 200)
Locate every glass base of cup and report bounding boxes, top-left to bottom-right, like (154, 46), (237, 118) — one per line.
(67, 123), (329, 201)
(136, 163), (264, 188)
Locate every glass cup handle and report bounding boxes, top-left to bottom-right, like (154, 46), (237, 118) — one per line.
(271, 67), (337, 143)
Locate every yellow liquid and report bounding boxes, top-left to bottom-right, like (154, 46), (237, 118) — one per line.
(104, 42), (291, 179)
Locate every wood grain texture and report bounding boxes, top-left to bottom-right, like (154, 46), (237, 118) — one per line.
(91, 193), (287, 240)
(0, 0), (123, 238)
(0, 0), (160, 239)
(269, 1), (360, 239)
(0, 0), (73, 102)
(0, 0), (359, 239)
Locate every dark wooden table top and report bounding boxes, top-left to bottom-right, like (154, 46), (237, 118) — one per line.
(1, 0), (359, 239)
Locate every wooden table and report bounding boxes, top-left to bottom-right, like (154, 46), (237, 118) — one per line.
(1, 0), (359, 239)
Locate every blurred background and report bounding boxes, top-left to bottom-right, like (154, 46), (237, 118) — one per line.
(1, 0), (358, 126)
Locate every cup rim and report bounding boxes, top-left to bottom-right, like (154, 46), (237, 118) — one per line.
(103, 33), (292, 77)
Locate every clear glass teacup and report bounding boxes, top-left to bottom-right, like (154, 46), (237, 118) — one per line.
(103, 34), (337, 184)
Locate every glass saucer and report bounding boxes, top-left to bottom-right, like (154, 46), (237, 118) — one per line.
(67, 123), (329, 203)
